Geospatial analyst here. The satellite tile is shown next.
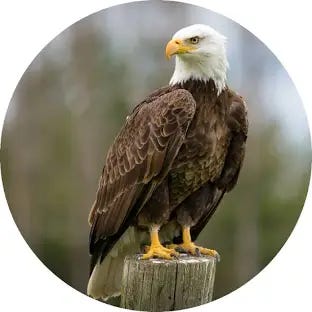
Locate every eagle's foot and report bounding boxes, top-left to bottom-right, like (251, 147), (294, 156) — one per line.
(142, 226), (179, 260)
(168, 242), (219, 260)
(168, 226), (220, 261)
(141, 244), (178, 260)
(194, 245), (220, 261)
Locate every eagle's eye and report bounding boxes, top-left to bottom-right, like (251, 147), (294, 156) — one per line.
(189, 36), (200, 44)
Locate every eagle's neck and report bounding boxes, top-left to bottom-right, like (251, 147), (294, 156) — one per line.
(169, 54), (228, 95)
(175, 79), (221, 105)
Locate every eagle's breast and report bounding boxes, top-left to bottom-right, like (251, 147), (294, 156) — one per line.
(169, 81), (231, 208)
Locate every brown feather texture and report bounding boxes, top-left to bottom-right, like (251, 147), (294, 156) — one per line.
(88, 88), (196, 258)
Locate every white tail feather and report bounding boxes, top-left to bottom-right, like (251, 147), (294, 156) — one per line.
(87, 222), (179, 300)
(87, 227), (145, 300)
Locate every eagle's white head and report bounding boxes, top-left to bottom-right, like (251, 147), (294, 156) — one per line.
(166, 24), (228, 93)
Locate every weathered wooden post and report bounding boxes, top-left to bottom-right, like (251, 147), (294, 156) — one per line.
(120, 254), (217, 311)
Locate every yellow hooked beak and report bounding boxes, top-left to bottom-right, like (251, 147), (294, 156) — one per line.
(165, 39), (195, 59)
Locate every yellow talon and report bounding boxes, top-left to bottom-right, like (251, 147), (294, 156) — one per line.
(142, 245), (178, 260)
(169, 226), (220, 261)
(141, 225), (178, 260)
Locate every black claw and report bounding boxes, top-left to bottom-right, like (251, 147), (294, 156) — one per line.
(195, 247), (201, 257)
(215, 252), (221, 262)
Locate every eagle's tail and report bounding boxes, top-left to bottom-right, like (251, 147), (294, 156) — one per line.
(87, 227), (144, 300)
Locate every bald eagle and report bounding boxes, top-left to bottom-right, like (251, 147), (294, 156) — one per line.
(87, 24), (248, 300)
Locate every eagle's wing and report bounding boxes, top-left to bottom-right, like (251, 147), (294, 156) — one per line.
(216, 91), (248, 191)
(191, 90), (248, 240)
(89, 88), (196, 260)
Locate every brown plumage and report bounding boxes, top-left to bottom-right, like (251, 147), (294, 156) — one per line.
(87, 24), (248, 300)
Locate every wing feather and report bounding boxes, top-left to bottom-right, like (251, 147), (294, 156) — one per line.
(216, 90), (248, 191)
(89, 88), (196, 258)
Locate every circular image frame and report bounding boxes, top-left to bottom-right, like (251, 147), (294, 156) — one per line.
(0, 1), (311, 311)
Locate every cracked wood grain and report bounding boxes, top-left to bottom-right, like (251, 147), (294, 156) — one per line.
(121, 254), (216, 311)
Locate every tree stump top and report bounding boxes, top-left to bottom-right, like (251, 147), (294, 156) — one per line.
(121, 254), (217, 311)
